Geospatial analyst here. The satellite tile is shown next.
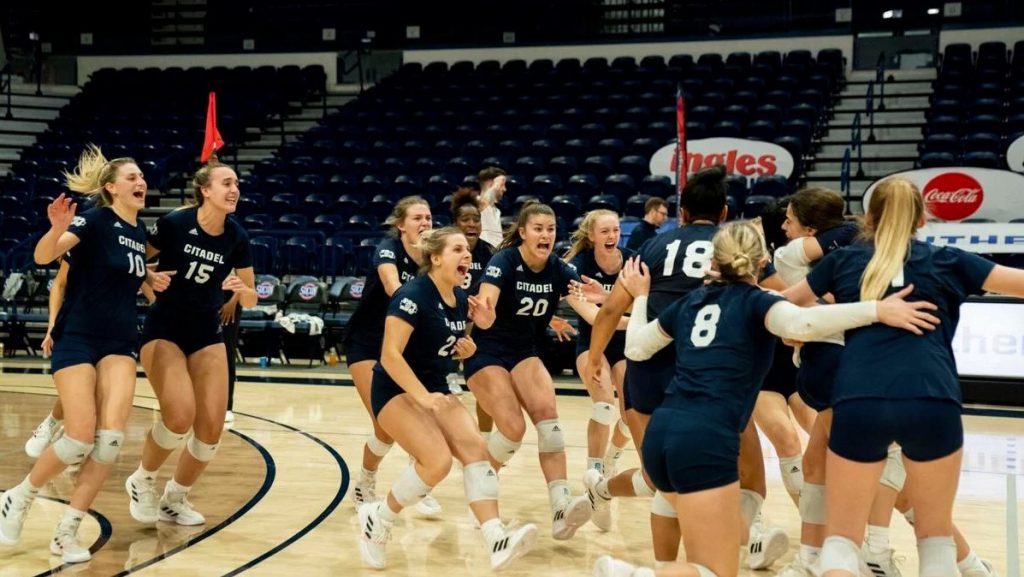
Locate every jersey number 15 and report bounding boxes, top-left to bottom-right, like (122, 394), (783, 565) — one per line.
(185, 261), (215, 284)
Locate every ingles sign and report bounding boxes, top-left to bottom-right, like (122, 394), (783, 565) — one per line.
(649, 138), (795, 182)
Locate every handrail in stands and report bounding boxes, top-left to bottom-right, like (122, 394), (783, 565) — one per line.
(840, 146), (853, 215)
(851, 112), (864, 177)
(865, 81), (876, 143)
(875, 51), (887, 111)
(1, 63), (12, 119)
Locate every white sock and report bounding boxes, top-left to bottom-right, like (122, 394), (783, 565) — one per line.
(481, 431), (492, 441)
(59, 507), (85, 532)
(866, 524), (890, 554)
(595, 478), (613, 500)
(635, 568), (657, 577)
(17, 476), (41, 495)
(799, 545), (822, 565)
(377, 500), (399, 523)
(134, 465), (158, 481)
(166, 479), (191, 496)
(481, 518), (504, 544)
(739, 489), (764, 531)
(605, 444), (624, 462)
(359, 467), (376, 482)
(587, 457), (605, 474)
(958, 551), (988, 574)
(547, 480), (570, 511)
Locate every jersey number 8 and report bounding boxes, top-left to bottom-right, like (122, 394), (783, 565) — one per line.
(690, 304), (721, 347)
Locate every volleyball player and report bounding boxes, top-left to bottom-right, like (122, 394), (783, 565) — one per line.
(357, 227), (537, 570)
(1, 146), (170, 562)
(24, 259), (70, 458)
(123, 160), (256, 526)
(594, 220), (939, 577)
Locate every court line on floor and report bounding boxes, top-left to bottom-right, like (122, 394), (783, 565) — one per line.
(0, 495), (115, 577)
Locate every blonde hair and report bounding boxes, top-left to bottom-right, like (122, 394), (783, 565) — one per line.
(860, 178), (923, 301)
(417, 227), (465, 275)
(63, 144), (137, 207)
(387, 195), (431, 238)
(499, 202), (556, 250)
(563, 209), (618, 261)
(712, 221), (767, 282)
(190, 160), (234, 207)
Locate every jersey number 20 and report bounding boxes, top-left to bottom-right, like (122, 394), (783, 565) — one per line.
(517, 296), (549, 317)
(663, 240), (713, 278)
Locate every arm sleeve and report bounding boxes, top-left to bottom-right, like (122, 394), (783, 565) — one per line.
(765, 300), (878, 342)
(480, 250), (511, 289)
(67, 212), (96, 244)
(624, 295), (674, 361)
(774, 237), (812, 286)
(560, 259), (582, 296)
(386, 287), (421, 328)
(953, 248), (997, 296)
(373, 238), (400, 267)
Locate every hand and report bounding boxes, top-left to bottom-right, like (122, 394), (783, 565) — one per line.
(47, 194), (77, 231)
(453, 336), (476, 360)
(549, 316), (577, 342)
(584, 354), (604, 389)
(220, 301), (237, 325)
(415, 392), (448, 413)
(41, 333), (54, 357)
(876, 284), (940, 336)
(222, 275), (249, 293)
(145, 265), (175, 292)
(618, 257), (650, 298)
(468, 295), (495, 327)
(570, 276), (607, 304)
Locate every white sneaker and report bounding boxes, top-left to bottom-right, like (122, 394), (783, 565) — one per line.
(746, 518), (789, 570)
(583, 469), (612, 532)
(158, 490), (205, 526)
(489, 522), (537, 570)
(50, 526), (90, 563)
(415, 494), (443, 518)
(778, 555), (817, 577)
(962, 560), (1000, 577)
(551, 495), (592, 540)
(357, 502), (392, 569)
(224, 411), (235, 423)
(353, 477), (378, 506)
(125, 474), (159, 524)
(863, 548), (902, 577)
(0, 489), (35, 545)
(25, 421), (62, 458)
(594, 555), (642, 577)
(447, 373), (465, 395)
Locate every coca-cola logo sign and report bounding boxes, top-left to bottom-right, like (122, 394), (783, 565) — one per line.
(1007, 134), (1024, 173)
(922, 172), (983, 221)
(649, 137), (795, 181)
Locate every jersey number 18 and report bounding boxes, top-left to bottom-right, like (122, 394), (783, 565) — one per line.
(663, 240), (713, 278)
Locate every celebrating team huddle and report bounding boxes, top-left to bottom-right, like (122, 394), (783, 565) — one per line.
(2, 151), (1022, 577)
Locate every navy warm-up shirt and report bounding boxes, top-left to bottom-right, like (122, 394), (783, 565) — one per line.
(463, 240), (496, 294)
(148, 208), (252, 313)
(814, 221), (860, 257)
(373, 276), (469, 393)
(478, 247), (580, 351)
(346, 237), (421, 344)
(657, 282), (785, 430)
(805, 241), (995, 404)
(54, 207), (148, 339)
(636, 223), (719, 318)
(568, 247), (634, 349)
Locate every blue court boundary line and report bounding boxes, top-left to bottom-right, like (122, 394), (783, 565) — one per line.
(219, 411), (349, 576)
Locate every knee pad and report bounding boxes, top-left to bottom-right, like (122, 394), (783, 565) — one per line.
(651, 491), (677, 518)
(918, 536), (957, 577)
(631, 469), (655, 497)
(903, 508), (915, 526)
(366, 434), (393, 458)
(616, 418), (631, 438)
(739, 489), (764, 530)
(536, 419), (565, 454)
(820, 536), (862, 576)
(691, 563), (719, 577)
(798, 482), (827, 525)
(487, 430), (521, 465)
(463, 461), (499, 503)
(779, 455), (804, 496)
(590, 402), (617, 426)
(151, 420), (189, 451)
(90, 429), (125, 464)
(880, 446), (907, 492)
(53, 435), (94, 466)
(392, 463), (433, 508)
(186, 436), (219, 462)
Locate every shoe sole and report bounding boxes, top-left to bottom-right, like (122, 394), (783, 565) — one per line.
(357, 505), (387, 569)
(552, 499), (592, 541)
(125, 478), (159, 525)
(748, 529), (790, 570)
(51, 543), (91, 563)
(591, 506), (613, 532)
(25, 441), (45, 459)
(158, 513), (205, 526)
(491, 525), (537, 571)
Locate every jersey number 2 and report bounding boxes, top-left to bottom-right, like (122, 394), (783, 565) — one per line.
(690, 304), (721, 347)
(185, 261), (215, 284)
(438, 335), (457, 357)
(664, 240), (713, 278)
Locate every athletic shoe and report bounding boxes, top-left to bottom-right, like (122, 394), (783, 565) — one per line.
(125, 473), (159, 524)
(357, 502), (392, 569)
(551, 495), (592, 540)
(0, 489), (35, 545)
(746, 517), (789, 570)
(594, 555), (644, 577)
(50, 524), (90, 563)
(583, 469), (612, 531)
(352, 476), (378, 506)
(25, 421), (62, 458)
(415, 494), (443, 519)
(489, 522), (537, 570)
(863, 548), (903, 577)
(158, 489), (205, 526)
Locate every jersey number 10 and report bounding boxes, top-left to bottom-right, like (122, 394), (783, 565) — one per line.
(126, 254), (146, 278)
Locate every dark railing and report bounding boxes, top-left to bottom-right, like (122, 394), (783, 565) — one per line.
(840, 146), (853, 215)
(1, 64), (12, 120)
(851, 112), (864, 178)
(875, 51), (887, 112)
(865, 81), (877, 143)
(340, 48), (366, 94)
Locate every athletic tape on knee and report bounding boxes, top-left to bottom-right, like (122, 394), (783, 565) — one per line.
(779, 455), (804, 496)
(186, 436), (219, 462)
(631, 469), (655, 497)
(463, 461), (499, 503)
(880, 446), (907, 492)
(590, 402), (617, 426)
(798, 482), (827, 525)
(740, 489), (764, 530)
(692, 563), (719, 577)
(90, 429), (125, 464)
(392, 463), (433, 508)
(918, 536), (957, 577)
(487, 430), (521, 465)
(651, 491), (677, 518)
(617, 418), (631, 438)
(821, 536), (862, 575)
(365, 434), (393, 458)
(536, 419), (565, 453)
(151, 421), (189, 451)
(903, 508), (915, 526)
(53, 435), (93, 465)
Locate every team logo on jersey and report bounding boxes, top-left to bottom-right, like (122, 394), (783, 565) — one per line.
(399, 297), (418, 315)
(379, 249), (396, 260)
(256, 281), (275, 299)
(567, 263), (577, 271)
(71, 216), (86, 228)
(515, 265), (524, 271)
(349, 279), (365, 299)
(299, 282), (318, 301)
(114, 221), (123, 229)
(486, 265), (502, 278)
(189, 228), (199, 236)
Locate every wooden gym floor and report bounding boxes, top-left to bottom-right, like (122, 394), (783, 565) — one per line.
(0, 359), (1021, 577)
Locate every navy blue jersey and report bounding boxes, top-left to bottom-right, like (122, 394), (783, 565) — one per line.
(626, 220), (660, 251)
(815, 221), (860, 257)
(806, 241), (995, 404)
(657, 283), (784, 430)
(568, 247), (634, 347)
(477, 247), (580, 350)
(53, 207), (148, 339)
(463, 240), (496, 294)
(148, 207), (252, 313)
(373, 276), (469, 392)
(636, 223), (718, 318)
(345, 237), (421, 343)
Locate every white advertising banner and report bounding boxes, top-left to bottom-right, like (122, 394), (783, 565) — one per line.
(649, 137), (795, 183)
(1007, 134), (1024, 173)
(953, 301), (1024, 379)
(863, 167), (1024, 223)
(916, 223), (1024, 253)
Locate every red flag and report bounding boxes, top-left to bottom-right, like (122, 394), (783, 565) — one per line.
(200, 91), (224, 163)
(675, 85), (687, 205)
